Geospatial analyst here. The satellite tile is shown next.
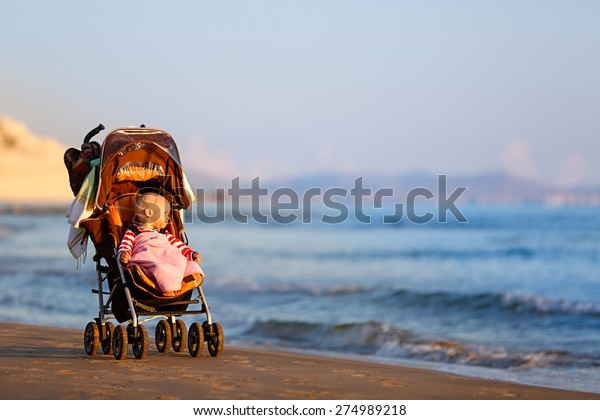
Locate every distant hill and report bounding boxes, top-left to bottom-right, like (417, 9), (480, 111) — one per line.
(0, 115), (73, 204)
(3, 114), (598, 207)
(270, 172), (600, 206)
(184, 169), (600, 205)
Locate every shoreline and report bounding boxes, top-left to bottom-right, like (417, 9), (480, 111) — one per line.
(0, 202), (70, 215)
(0, 322), (597, 400)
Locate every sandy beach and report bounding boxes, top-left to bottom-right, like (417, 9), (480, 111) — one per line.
(0, 322), (597, 400)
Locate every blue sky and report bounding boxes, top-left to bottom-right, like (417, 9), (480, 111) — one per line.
(1, 1), (599, 186)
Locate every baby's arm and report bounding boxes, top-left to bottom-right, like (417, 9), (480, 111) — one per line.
(118, 229), (136, 264)
(120, 251), (131, 264)
(165, 232), (201, 263)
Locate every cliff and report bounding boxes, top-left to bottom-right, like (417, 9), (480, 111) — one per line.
(0, 115), (72, 203)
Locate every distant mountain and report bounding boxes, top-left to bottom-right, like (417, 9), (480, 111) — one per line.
(269, 171), (600, 206)
(183, 169), (600, 205)
(448, 172), (554, 204)
(144, 165), (600, 206)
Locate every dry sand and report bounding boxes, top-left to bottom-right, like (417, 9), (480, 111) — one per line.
(0, 322), (597, 400)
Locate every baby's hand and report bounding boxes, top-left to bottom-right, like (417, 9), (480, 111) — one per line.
(120, 251), (131, 264)
(192, 252), (201, 263)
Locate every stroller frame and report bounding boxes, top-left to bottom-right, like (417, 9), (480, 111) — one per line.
(78, 125), (223, 360)
(88, 249), (221, 360)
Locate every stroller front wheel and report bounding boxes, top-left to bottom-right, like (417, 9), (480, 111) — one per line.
(188, 322), (204, 358)
(155, 320), (172, 353)
(203, 321), (224, 357)
(132, 324), (149, 359)
(171, 319), (187, 352)
(101, 322), (115, 355)
(84, 322), (100, 356)
(112, 325), (128, 360)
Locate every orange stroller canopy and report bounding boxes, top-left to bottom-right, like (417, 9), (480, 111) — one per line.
(95, 127), (192, 210)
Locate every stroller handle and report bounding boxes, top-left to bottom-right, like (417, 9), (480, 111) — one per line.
(83, 124), (105, 143)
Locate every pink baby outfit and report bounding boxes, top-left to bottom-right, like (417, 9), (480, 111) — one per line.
(118, 226), (203, 293)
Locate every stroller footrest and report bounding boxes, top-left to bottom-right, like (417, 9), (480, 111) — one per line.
(134, 302), (156, 312)
(135, 309), (207, 317)
(154, 299), (199, 307)
(97, 265), (110, 273)
(91, 289), (111, 295)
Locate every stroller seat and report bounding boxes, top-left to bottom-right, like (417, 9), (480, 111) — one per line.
(108, 193), (203, 299)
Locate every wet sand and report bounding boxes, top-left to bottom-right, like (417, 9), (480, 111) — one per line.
(0, 322), (597, 400)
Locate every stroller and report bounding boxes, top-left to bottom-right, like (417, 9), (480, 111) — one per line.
(69, 124), (223, 360)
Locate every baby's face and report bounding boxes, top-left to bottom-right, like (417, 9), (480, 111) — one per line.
(136, 193), (171, 229)
(152, 200), (170, 230)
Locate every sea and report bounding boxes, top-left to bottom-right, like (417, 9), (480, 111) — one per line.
(1, 203), (599, 394)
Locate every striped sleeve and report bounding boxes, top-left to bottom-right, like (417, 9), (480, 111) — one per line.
(118, 229), (136, 255)
(165, 231), (196, 260)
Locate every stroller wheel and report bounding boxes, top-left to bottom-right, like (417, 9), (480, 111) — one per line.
(101, 322), (115, 355)
(126, 323), (134, 340)
(155, 320), (172, 353)
(171, 319), (187, 353)
(188, 322), (204, 358)
(203, 321), (224, 357)
(112, 325), (128, 360)
(132, 324), (149, 360)
(84, 322), (100, 356)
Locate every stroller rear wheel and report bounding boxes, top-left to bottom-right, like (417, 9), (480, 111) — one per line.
(171, 319), (187, 352)
(101, 322), (114, 355)
(84, 322), (100, 356)
(155, 320), (172, 353)
(112, 325), (128, 360)
(203, 321), (224, 357)
(188, 322), (204, 358)
(132, 324), (149, 359)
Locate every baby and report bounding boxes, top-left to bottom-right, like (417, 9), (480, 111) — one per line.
(118, 192), (203, 294)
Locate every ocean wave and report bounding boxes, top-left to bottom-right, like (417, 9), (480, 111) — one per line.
(0, 289), (90, 315)
(241, 319), (600, 370)
(207, 276), (377, 297)
(0, 265), (87, 283)
(0, 225), (16, 238)
(348, 206), (600, 232)
(500, 292), (600, 317)
(243, 320), (413, 353)
(385, 289), (600, 318)
(242, 246), (538, 261)
(209, 277), (600, 319)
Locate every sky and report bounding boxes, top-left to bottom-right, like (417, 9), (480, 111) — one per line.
(1, 0), (599, 187)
